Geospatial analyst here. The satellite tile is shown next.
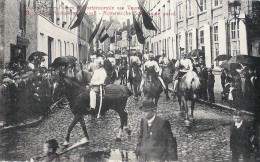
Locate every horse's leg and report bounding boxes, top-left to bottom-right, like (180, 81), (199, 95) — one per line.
(134, 84), (138, 99)
(155, 95), (160, 106)
(178, 97), (182, 111)
(164, 83), (170, 100)
(182, 97), (190, 127)
(115, 99), (130, 140)
(79, 116), (90, 141)
(190, 99), (195, 121)
(64, 115), (81, 145)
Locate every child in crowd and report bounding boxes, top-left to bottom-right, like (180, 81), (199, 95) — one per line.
(31, 139), (60, 162)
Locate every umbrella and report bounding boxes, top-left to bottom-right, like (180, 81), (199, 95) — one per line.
(220, 60), (242, 70)
(51, 56), (77, 68)
(28, 51), (48, 61)
(214, 55), (232, 61)
(228, 55), (255, 65)
(187, 49), (205, 58)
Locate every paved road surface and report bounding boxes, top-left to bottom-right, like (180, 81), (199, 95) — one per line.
(0, 89), (240, 161)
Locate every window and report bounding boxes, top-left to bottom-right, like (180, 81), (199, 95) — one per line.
(56, 0), (60, 25)
(178, 3), (183, 21)
(199, 0), (207, 12)
(167, 0), (171, 29)
(213, 25), (219, 65)
(178, 34), (181, 57)
(214, 0), (222, 7)
(162, 5), (166, 31)
(64, 41), (66, 56)
(188, 32), (192, 53)
(188, 0), (193, 17)
(158, 10), (161, 33)
(58, 40), (61, 56)
(200, 30), (204, 44)
(199, 29), (205, 51)
(230, 21), (240, 56)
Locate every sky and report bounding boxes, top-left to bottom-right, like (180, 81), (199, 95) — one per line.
(86, 0), (143, 24)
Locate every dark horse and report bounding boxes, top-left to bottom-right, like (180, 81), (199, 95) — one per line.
(143, 66), (163, 106)
(53, 65), (132, 145)
(104, 59), (117, 84)
(176, 71), (200, 127)
(161, 60), (175, 100)
(129, 62), (142, 99)
(119, 57), (128, 86)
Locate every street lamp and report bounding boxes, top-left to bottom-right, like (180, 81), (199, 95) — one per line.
(228, 0), (245, 24)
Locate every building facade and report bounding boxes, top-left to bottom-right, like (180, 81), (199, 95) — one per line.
(144, 0), (259, 68)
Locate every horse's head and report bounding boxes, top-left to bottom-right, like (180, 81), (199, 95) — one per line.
(146, 66), (157, 82)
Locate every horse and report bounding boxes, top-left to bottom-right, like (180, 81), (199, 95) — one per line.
(129, 62), (142, 99)
(104, 59), (117, 84)
(161, 60), (175, 100)
(143, 66), (163, 106)
(53, 64), (132, 145)
(119, 57), (128, 86)
(176, 71), (200, 127)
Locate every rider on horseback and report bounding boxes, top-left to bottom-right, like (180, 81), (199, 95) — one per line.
(89, 57), (107, 115)
(140, 53), (166, 91)
(87, 55), (97, 73)
(107, 51), (118, 78)
(130, 53), (141, 66)
(172, 52), (194, 95)
(158, 53), (170, 75)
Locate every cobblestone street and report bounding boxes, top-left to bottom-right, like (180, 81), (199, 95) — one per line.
(0, 92), (239, 161)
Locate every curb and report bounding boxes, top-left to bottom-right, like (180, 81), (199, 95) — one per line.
(168, 88), (254, 116)
(0, 116), (45, 132)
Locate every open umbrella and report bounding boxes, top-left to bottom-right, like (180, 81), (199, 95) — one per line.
(51, 56), (77, 68)
(187, 49), (205, 58)
(220, 60), (242, 70)
(214, 55), (232, 61)
(28, 51), (48, 61)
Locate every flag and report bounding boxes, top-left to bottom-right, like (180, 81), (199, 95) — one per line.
(99, 20), (114, 43)
(132, 12), (145, 44)
(137, 0), (157, 31)
(70, 0), (89, 30)
(89, 17), (103, 42)
(98, 24), (106, 37)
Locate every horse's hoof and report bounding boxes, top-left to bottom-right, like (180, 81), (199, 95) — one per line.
(126, 129), (132, 136)
(115, 137), (121, 142)
(185, 120), (191, 127)
(63, 140), (70, 146)
(80, 137), (89, 144)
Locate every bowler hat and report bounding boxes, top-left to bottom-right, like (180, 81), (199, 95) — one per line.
(139, 100), (156, 112)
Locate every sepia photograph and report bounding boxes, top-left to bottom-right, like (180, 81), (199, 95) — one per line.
(0, 0), (260, 161)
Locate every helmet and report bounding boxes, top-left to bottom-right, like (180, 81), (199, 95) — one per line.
(95, 57), (104, 65)
(149, 53), (154, 58)
(90, 55), (96, 59)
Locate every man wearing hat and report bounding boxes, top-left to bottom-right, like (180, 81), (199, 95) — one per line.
(107, 51), (118, 77)
(87, 55), (97, 73)
(207, 68), (215, 103)
(135, 100), (178, 161)
(89, 57), (107, 115)
(172, 51), (194, 94)
(140, 53), (166, 90)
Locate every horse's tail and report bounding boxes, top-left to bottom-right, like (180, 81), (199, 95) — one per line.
(185, 71), (200, 90)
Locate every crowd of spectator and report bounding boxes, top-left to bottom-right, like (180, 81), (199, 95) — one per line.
(1, 61), (56, 126)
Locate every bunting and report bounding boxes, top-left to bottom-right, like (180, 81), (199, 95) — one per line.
(99, 20), (114, 43)
(137, 0), (157, 31)
(70, 0), (89, 30)
(132, 12), (145, 44)
(89, 16), (103, 43)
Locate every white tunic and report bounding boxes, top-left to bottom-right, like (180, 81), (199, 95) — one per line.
(175, 59), (193, 72)
(90, 68), (107, 85)
(130, 56), (141, 65)
(144, 60), (160, 73)
(159, 57), (170, 66)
